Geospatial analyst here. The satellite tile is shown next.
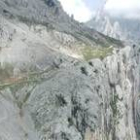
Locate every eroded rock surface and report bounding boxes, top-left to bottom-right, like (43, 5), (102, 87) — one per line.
(0, 45), (140, 140)
(0, 0), (140, 140)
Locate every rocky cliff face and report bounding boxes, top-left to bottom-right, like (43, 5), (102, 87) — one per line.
(0, 0), (140, 140)
(0, 41), (140, 140)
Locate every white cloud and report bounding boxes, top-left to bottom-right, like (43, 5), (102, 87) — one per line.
(105, 0), (140, 18)
(58, 0), (93, 22)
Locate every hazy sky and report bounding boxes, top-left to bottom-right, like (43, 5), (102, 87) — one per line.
(58, 0), (140, 22)
(105, 0), (140, 19)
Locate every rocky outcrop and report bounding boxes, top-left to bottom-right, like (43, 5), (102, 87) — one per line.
(0, 0), (140, 140)
(0, 44), (140, 140)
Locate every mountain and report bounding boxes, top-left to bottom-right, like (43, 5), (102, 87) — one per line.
(0, 0), (123, 47)
(86, 12), (140, 45)
(0, 0), (140, 140)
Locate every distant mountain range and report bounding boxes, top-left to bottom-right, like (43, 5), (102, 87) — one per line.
(86, 12), (140, 45)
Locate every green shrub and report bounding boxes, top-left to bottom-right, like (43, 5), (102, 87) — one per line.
(110, 94), (121, 125)
(80, 67), (88, 76)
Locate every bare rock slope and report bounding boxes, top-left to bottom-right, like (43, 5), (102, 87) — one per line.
(0, 0), (140, 140)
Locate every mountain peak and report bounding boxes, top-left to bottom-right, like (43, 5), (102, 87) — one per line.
(86, 11), (140, 44)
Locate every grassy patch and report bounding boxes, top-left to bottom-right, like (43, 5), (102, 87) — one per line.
(0, 70), (41, 90)
(0, 77), (38, 90)
(0, 63), (14, 82)
(80, 46), (113, 61)
(0, 66), (57, 90)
